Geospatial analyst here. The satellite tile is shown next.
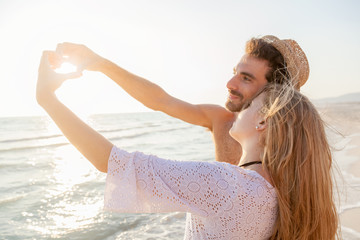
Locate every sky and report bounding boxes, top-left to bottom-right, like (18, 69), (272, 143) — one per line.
(0, 0), (359, 117)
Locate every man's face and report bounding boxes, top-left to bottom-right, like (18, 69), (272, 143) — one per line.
(226, 54), (269, 112)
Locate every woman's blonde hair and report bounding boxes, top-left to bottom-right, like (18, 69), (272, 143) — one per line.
(259, 84), (339, 239)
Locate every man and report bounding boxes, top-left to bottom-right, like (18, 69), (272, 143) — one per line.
(54, 35), (309, 165)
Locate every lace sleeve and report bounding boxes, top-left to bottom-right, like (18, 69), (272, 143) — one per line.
(104, 146), (248, 217)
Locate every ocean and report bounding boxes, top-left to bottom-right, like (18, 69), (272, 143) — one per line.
(0, 110), (359, 240)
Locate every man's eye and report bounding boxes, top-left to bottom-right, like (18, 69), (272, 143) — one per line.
(243, 76), (251, 81)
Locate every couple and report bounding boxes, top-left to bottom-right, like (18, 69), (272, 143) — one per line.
(36, 35), (339, 239)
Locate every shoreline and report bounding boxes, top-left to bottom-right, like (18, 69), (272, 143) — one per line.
(337, 147), (360, 237)
(340, 136), (360, 236)
(317, 102), (360, 238)
(341, 208), (360, 233)
(346, 134), (360, 178)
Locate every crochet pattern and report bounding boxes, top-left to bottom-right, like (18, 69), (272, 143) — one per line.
(105, 146), (278, 239)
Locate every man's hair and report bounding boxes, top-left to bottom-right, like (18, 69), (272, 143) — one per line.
(245, 38), (290, 85)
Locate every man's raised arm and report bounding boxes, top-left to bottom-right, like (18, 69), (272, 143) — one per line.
(56, 43), (230, 131)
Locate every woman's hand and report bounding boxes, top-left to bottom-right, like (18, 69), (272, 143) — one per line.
(36, 51), (82, 107)
(56, 42), (104, 72)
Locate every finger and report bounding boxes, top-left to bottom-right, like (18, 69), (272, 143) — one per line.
(48, 51), (63, 68)
(39, 51), (52, 70)
(56, 42), (81, 56)
(55, 43), (64, 57)
(77, 64), (86, 73)
(59, 71), (83, 80)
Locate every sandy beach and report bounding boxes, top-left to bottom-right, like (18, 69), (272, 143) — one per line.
(317, 102), (360, 239)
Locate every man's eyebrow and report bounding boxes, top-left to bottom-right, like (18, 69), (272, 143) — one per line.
(239, 71), (256, 79)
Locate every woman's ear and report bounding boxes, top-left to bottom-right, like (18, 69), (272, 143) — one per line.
(255, 119), (267, 131)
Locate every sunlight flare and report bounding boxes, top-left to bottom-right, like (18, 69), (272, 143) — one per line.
(54, 62), (78, 74)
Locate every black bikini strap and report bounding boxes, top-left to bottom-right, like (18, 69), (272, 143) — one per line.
(239, 161), (262, 168)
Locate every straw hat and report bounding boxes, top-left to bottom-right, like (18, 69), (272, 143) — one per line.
(262, 35), (310, 88)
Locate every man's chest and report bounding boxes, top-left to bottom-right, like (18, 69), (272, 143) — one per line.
(212, 121), (242, 165)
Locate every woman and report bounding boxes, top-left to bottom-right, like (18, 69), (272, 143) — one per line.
(36, 51), (339, 239)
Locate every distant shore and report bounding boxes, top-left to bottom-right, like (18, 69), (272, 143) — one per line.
(317, 102), (360, 238)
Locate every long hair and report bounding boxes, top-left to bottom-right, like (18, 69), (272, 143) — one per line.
(259, 84), (339, 239)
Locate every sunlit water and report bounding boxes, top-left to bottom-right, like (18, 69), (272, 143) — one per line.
(0, 111), (359, 239)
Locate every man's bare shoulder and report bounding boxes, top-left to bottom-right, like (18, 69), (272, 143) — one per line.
(199, 104), (241, 164)
(197, 104), (236, 129)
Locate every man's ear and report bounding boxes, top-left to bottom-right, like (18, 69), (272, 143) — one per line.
(256, 119), (267, 131)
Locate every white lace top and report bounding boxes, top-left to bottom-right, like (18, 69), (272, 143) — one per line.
(104, 146), (278, 240)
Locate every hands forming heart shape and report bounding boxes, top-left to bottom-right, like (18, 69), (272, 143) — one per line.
(36, 43), (102, 105)
(51, 42), (101, 73)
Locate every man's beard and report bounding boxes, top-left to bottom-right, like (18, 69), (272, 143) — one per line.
(225, 90), (245, 112)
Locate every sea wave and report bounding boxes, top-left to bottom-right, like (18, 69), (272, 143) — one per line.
(0, 134), (63, 144)
(0, 143), (68, 153)
(108, 125), (191, 141)
(98, 124), (158, 133)
(0, 194), (27, 206)
(0, 125), (190, 153)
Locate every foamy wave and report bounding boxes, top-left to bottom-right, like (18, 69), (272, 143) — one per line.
(0, 134), (62, 144)
(98, 124), (154, 133)
(0, 194), (27, 206)
(341, 226), (360, 240)
(107, 127), (189, 142)
(0, 143), (68, 153)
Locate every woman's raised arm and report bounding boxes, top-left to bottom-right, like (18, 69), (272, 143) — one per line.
(36, 51), (113, 172)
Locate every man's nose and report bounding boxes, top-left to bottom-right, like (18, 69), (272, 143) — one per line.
(226, 76), (237, 90)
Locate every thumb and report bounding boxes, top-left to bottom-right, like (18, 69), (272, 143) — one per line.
(59, 71), (83, 81)
(77, 64), (86, 73)
(39, 51), (51, 71)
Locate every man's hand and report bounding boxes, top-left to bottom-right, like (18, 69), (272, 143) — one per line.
(36, 51), (82, 106)
(56, 42), (104, 72)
